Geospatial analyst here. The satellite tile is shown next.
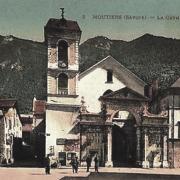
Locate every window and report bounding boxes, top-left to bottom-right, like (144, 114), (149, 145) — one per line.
(58, 73), (68, 95)
(107, 70), (113, 83)
(9, 120), (12, 130)
(5, 117), (7, 128)
(14, 117), (15, 127)
(174, 95), (180, 107)
(178, 122), (180, 139)
(58, 40), (68, 68)
(169, 95), (180, 108)
(67, 152), (76, 160)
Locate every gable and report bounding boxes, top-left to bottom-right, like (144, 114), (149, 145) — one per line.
(79, 55), (146, 95)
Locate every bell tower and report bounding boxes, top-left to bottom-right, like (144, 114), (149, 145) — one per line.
(44, 9), (81, 158)
(45, 8), (81, 97)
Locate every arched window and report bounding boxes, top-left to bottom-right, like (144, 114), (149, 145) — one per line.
(58, 73), (68, 95)
(58, 40), (68, 68)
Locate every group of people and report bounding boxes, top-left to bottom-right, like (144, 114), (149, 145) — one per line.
(86, 154), (99, 173)
(44, 153), (99, 175)
(70, 154), (99, 173)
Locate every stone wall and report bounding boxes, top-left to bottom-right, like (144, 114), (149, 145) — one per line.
(169, 139), (180, 168)
(47, 74), (57, 94)
(69, 75), (77, 95)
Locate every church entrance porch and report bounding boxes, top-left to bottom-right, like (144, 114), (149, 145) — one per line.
(73, 87), (169, 168)
(112, 111), (137, 167)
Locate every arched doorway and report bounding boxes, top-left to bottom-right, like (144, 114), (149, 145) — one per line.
(112, 110), (137, 167)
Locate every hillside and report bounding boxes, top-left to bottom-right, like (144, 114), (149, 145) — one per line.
(79, 34), (180, 89)
(0, 35), (47, 113)
(0, 34), (180, 113)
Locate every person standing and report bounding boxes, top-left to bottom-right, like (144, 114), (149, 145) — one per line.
(74, 156), (79, 173)
(86, 155), (91, 172)
(94, 154), (99, 173)
(44, 154), (51, 175)
(70, 156), (76, 173)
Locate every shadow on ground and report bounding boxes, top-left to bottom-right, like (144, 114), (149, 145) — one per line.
(61, 172), (180, 180)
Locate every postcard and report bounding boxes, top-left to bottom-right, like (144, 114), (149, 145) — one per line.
(0, 0), (180, 180)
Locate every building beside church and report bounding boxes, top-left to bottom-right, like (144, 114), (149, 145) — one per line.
(0, 99), (22, 165)
(20, 98), (45, 164)
(157, 78), (180, 168)
(43, 14), (180, 168)
(32, 97), (46, 164)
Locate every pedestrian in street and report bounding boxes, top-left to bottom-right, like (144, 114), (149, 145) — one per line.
(74, 156), (79, 173)
(94, 153), (99, 173)
(86, 154), (91, 172)
(70, 156), (76, 173)
(44, 154), (51, 175)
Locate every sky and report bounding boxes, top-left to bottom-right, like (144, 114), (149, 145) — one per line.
(0, 0), (180, 43)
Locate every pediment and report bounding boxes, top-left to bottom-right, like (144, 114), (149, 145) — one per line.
(102, 87), (149, 101)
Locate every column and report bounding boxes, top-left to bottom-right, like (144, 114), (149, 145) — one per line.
(10, 135), (14, 163)
(163, 135), (169, 167)
(136, 127), (141, 166)
(68, 43), (70, 68)
(142, 129), (149, 168)
(105, 127), (113, 167)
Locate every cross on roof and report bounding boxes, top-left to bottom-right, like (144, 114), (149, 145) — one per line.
(60, 8), (65, 19)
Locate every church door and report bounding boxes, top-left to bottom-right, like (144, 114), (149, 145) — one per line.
(112, 118), (137, 167)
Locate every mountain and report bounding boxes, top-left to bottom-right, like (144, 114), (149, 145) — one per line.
(0, 35), (47, 113)
(0, 34), (179, 113)
(79, 34), (180, 89)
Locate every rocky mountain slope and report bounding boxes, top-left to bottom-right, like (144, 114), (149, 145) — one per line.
(0, 34), (179, 113)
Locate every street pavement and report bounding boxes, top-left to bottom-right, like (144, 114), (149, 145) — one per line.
(0, 167), (180, 180)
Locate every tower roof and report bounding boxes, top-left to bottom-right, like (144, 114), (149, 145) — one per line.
(45, 18), (81, 34)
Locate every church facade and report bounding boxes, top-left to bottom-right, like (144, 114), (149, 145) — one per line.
(44, 14), (179, 168)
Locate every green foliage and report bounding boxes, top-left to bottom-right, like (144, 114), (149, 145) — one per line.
(0, 34), (179, 113)
(0, 35), (47, 113)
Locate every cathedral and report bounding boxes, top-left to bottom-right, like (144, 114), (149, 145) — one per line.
(43, 12), (180, 168)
